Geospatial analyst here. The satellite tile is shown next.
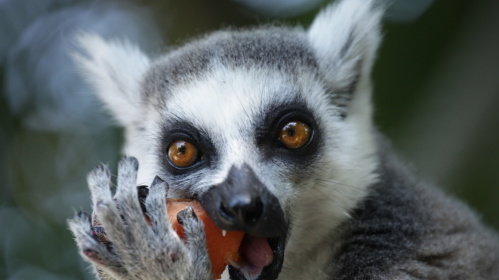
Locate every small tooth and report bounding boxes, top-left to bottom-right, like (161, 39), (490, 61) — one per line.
(342, 211), (352, 219)
(228, 259), (241, 270)
(222, 230), (227, 237)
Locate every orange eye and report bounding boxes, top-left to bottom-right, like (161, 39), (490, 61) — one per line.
(167, 140), (198, 168)
(278, 121), (312, 149)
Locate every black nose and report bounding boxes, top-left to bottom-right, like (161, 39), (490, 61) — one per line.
(220, 193), (264, 226)
(200, 164), (287, 237)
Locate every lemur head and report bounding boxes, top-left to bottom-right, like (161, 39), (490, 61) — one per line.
(74, 0), (382, 278)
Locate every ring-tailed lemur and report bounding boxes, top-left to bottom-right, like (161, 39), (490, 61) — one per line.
(68, 0), (499, 279)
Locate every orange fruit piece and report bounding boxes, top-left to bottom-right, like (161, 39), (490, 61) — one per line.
(166, 199), (245, 279)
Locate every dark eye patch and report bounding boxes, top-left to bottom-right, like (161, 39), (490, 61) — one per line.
(159, 120), (218, 176)
(254, 100), (322, 165)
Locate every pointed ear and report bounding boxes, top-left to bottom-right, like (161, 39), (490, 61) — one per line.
(72, 33), (150, 126)
(308, 0), (383, 115)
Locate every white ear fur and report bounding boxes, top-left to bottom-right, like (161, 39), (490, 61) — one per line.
(72, 33), (150, 126)
(307, 0), (383, 111)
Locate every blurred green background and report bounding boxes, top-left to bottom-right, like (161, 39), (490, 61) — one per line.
(1, 0), (498, 279)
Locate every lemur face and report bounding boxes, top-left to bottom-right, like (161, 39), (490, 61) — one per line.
(140, 31), (331, 279)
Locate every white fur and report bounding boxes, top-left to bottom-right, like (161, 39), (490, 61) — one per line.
(307, 0), (382, 85)
(307, 0), (382, 132)
(72, 33), (150, 126)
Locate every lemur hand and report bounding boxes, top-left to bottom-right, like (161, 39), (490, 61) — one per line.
(68, 157), (212, 280)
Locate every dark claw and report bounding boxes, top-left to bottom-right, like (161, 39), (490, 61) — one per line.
(177, 206), (197, 226)
(91, 225), (113, 249)
(177, 213), (184, 226)
(152, 175), (164, 186)
(137, 185), (149, 214)
(149, 176), (169, 195)
(95, 163), (111, 175)
(77, 211), (91, 222)
(92, 226), (105, 237)
(83, 248), (105, 265)
(83, 248), (99, 259)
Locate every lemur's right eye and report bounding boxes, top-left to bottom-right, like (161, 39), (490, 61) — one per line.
(167, 140), (198, 168)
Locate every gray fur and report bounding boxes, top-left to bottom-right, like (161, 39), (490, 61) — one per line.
(68, 157), (211, 280)
(332, 136), (499, 279)
(68, 0), (499, 279)
(144, 27), (317, 95)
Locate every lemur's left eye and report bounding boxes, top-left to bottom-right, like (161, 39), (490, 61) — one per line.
(167, 140), (198, 168)
(278, 121), (312, 149)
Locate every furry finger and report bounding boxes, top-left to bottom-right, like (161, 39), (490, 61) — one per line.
(87, 164), (128, 253)
(87, 164), (114, 210)
(145, 176), (172, 236)
(178, 207), (212, 280)
(114, 156), (151, 242)
(68, 212), (125, 273)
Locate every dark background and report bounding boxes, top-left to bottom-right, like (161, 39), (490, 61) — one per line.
(1, 0), (498, 279)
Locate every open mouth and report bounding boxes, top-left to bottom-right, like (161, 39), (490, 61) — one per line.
(228, 234), (286, 280)
(137, 185), (287, 279)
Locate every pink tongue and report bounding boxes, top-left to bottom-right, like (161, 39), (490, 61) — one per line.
(239, 235), (273, 272)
